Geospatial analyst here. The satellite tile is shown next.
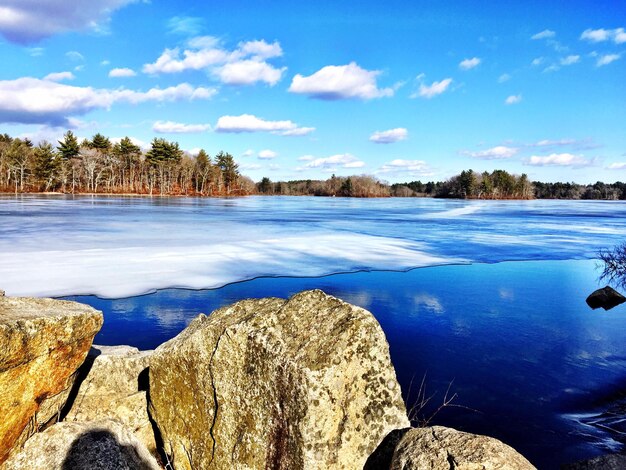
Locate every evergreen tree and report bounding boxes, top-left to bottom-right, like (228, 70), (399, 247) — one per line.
(57, 131), (80, 161)
(215, 151), (239, 193)
(33, 142), (60, 191)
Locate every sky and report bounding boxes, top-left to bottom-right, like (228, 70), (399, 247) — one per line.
(0, 0), (624, 184)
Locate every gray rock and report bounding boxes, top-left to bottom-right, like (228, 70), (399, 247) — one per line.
(64, 345), (156, 456)
(389, 426), (536, 470)
(586, 286), (626, 311)
(562, 453), (626, 469)
(0, 296), (103, 464)
(149, 289), (409, 469)
(2, 420), (160, 470)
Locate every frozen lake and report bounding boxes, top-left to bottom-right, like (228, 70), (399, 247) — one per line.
(3, 195), (626, 467)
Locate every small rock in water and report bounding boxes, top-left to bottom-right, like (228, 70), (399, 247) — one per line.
(586, 286), (626, 311)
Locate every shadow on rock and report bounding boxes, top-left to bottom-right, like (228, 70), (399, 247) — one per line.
(61, 428), (155, 470)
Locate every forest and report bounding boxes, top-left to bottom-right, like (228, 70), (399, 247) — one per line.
(1, 131), (626, 200)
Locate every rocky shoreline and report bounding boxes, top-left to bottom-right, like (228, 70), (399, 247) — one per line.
(1, 289), (535, 469)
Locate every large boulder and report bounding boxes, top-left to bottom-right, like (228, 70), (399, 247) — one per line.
(2, 419), (160, 470)
(149, 289), (409, 469)
(388, 426), (535, 470)
(586, 286), (626, 311)
(0, 296), (103, 464)
(64, 345), (156, 456)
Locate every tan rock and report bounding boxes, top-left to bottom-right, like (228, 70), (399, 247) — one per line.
(389, 426), (536, 470)
(149, 289), (409, 470)
(2, 419), (161, 470)
(0, 297), (103, 464)
(64, 345), (156, 455)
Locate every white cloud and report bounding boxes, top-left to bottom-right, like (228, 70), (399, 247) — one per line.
(298, 155), (314, 161)
(300, 153), (365, 170)
(498, 73), (511, 83)
(531, 57), (545, 66)
(0, 77), (216, 126)
(214, 114), (314, 136)
(258, 149), (278, 160)
(241, 149), (255, 157)
(288, 62), (394, 100)
(143, 37), (286, 86)
(505, 94), (522, 105)
(109, 67), (137, 78)
(413, 78), (453, 99)
(0, 0), (139, 44)
(531, 30), (556, 40)
(616, 28), (626, 44)
(560, 55), (580, 65)
(378, 159), (434, 177)
(596, 53), (621, 67)
(607, 162), (626, 170)
(216, 60), (285, 86)
(531, 139), (577, 147)
(153, 121), (211, 134)
(459, 57), (481, 70)
(44, 71), (75, 82)
(581, 28), (610, 42)
(462, 146), (518, 160)
(369, 128), (408, 144)
(525, 153), (593, 167)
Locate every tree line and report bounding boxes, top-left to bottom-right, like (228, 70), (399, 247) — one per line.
(2, 131), (626, 199)
(0, 132), (252, 195)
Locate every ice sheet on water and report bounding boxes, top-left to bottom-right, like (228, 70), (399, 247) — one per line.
(2, 195), (626, 298)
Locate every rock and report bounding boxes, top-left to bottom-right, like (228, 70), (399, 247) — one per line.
(149, 289), (409, 470)
(64, 345), (156, 456)
(562, 452), (626, 469)
(0, 289), (5, 296)
(586, 286), (626, 310)
(0, 297), (103, 464)
(389, 426), (535, 470)
(2, 419), (160, 470)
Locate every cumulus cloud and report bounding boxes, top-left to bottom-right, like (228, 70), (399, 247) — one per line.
(214, 114), (314, 136)
(299, 154), (365, 170)
(531, 30), (556, 40)
(412, 78), (453, 99)
(288, 62), (394, 100)
(143, 37), (286, 86)
(0, 0), (139, 44)
(461, 146), (518, 160)
(216, 60), (285, 86)
(607, 162), (626, 170)
(258, 150), (278, 160)
(596, 53), (621, 66)
(459, 57), (481, 70)
(560, 55), (580, 65)
(581, 28), (626, 43)
(505, 94), (522, 105)
(369, 128), (408, 144)
(44, 71), (75, 82)
(377, 159), (434, 177)
(109, 67), (137, 78)
(153, 121), (211, 134)
(298, 155), (314, 161)
(525, 153), (593, 167)
(0, 77), (217, 126)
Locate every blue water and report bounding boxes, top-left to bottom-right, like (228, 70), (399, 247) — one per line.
(4, 195), (626, 467)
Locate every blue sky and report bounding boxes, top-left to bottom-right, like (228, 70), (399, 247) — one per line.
(0, 0), (624, 183)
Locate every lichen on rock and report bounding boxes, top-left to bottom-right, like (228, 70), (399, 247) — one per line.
(149, 289), (409, 469)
